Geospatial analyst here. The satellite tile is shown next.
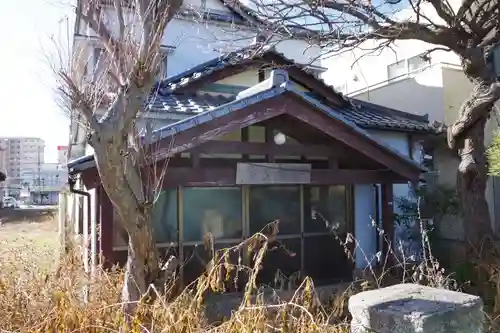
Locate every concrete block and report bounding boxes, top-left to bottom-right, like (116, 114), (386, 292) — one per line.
(349, 283), (483, 333)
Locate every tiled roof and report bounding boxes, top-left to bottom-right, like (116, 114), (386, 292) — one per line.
(152, 44), (435, 133)
(69, 71), (430, 174)
(147, 92), (434, 132)
(345, 99), (432, 132)
(146, 93), (233, 114)
(150, 75), (424, 171)
(156, 45), (335, 96)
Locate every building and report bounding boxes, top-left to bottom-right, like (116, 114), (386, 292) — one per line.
(319, 0), (498, 252)
(57, 146), (69, 166)
(20, 163), (68, 205)
(67, 47), (439, 285)
(66, 0), (439, 284)
(0, 137), (45, 197)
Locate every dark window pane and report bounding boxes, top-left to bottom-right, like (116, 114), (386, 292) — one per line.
(152, 189), (178, 243)
(249, 186), (301, 235)
(304, 235), (352, 284)
(253, 238), (301, 287)
(183, 188), (243, 242)
(304, 185), (347, 234)
(183, 243), (246, 291)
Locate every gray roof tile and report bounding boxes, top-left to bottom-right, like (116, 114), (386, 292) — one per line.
(153, 46), (435, 133)
(147, 92), (434, 132)
(146, 93), (233, 114)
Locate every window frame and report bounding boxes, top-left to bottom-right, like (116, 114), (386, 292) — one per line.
(111, 184), (354, 284)
(387, 53), (430, 81)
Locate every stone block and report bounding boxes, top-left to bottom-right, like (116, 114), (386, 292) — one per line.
(349, 283), (483, 333)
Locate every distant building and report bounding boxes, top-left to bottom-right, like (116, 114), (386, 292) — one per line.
(57, 146), (69, 166)
(0, 137), (45, 197)
(20, 163), (67, 204)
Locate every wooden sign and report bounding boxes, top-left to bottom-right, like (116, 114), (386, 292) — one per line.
(236, 163), (312, 185)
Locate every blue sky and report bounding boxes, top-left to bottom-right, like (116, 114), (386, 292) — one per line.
(0, 0), (74, 162)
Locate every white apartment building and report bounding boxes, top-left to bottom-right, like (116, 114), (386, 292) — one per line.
(0, 137), (45, 197)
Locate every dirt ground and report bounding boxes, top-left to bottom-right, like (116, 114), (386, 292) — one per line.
(0, 208), (59, 269)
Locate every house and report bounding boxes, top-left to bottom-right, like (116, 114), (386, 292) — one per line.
(320, 1), (500, 248)
(67, 46), (439, 287)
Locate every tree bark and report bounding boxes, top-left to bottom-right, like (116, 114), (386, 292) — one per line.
(455, 117), (492, 250)
(93, 143), (160, 312)
(122, 213), (159, 312)
(448, 73), (500, 253)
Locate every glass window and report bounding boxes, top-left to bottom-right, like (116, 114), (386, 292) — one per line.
(304, 235), (352, 283)
(182, 187), (243, 242)
(408, 54), (428, 72)
(249, 186), (301, 235)
(387, 59), (407, 80)
(112, 189), (178, 246)
(255, 238), (301, 287)
(304, 185), (347, 234)
(151, 189), (178, 243)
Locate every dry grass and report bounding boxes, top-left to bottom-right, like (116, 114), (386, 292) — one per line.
(0, 214), (353, 332)
(1, 211), (500, 332)
(0, 209), (59, 269)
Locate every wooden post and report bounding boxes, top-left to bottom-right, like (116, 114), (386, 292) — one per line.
(99, 187), (114, 268)
(381, 184), (394, 265)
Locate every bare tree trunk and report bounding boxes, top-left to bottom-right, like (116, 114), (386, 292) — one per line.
(456, 117), (492, 249)
(122, 214), (158, 311)
(93, 145), (160, 311)
(448, 71), (500, 253)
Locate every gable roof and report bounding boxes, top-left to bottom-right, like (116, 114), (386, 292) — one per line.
(70, 70), (425, 182)
(153, 71), (422, 175)
(152, 45), (433, 133)
(156, 44), (336, 98)
(147, 92), (432, 133)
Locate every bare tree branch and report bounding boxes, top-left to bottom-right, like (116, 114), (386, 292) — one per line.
(229, 0), (499, 246)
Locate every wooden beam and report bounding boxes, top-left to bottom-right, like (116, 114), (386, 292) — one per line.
(99, 186), (114, 268)
(154, 99), (286, 160)
(285, 96), (422, 181)
(191, 140), (339, 157)
(264, 126), (275, 162)
(162, 167), (409, 187)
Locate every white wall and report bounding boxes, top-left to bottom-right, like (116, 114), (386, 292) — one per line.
(353, 64), (446, 122)
(320, 0), (463, 95)
(76, 3), (323, 79)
